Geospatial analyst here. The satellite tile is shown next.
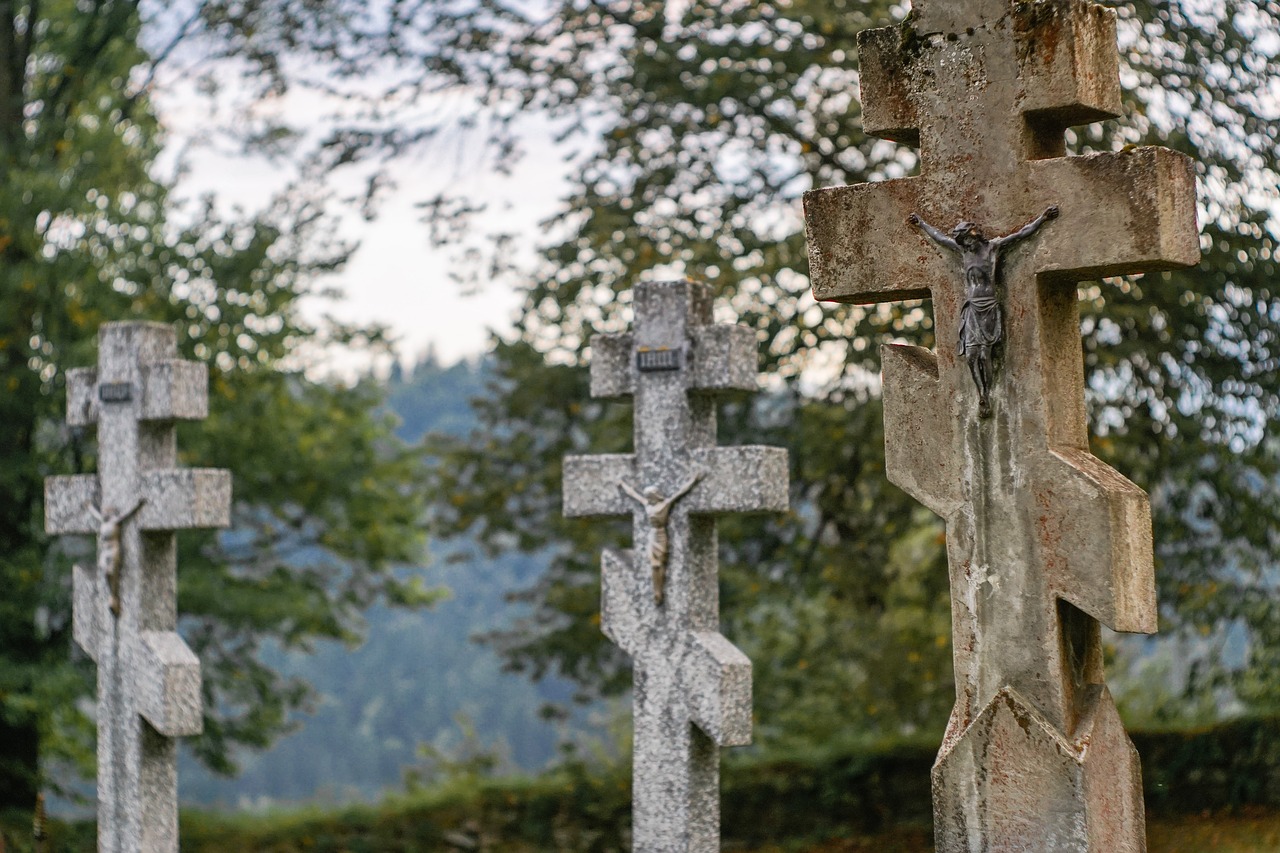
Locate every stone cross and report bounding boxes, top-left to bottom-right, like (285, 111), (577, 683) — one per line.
(45, 323), (231, 853)
(803, 2), (1199, 850)
(563, 281), (788, 852)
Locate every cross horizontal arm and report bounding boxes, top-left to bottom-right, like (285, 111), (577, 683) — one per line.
(1026, 149), (1200, 278)
(563, 454), (635, 518)
(66, 368), (99, 427)
(804, 177), (942, 305)
(72, 563), (106, 663)
(141, 361), (210, 421)
(563, 447), (788, 519)
(46, 470), (232, 534)
(685, 631), (752, 747)
(136, 631), (203, 737)
(688, 446), (789, 515)
(805, 148), (1198, 306)
(589, 326), (761, 400)
(141, 469), (232, 531)
(65, 361), (210, 426)
(690, 325), (760, 395)
(589, 335), (636, 400)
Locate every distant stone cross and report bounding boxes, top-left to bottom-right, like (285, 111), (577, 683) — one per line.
(804, 2), (1199, 850)
(563, 281), (788, 851)
(45, 323), (231, 853)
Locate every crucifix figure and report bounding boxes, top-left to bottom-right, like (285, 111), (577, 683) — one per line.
(563, 280), (788, 852)
(46, 323), (231, 853)
(908, 206), (1059, 417)
(804, 1), (1199, 850)
(87, 499), (145, 615)
(618, 469), (704, 604)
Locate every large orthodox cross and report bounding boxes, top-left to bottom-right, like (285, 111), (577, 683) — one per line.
(803, 1), (1199, 849)
(563, 280), (788, 852)
(46, 323), (231, 853)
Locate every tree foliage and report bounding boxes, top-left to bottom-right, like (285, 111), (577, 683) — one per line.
(426, 0), (1280, 748)
(0, 0), (438, 803)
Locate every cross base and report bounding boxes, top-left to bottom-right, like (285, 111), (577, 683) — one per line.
(933, 686), (1144, 853)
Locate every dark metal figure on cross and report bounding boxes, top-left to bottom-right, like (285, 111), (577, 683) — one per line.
(908, 205), (1060, 417)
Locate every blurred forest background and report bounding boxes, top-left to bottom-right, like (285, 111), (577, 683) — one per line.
(0, 0), (1278, 845)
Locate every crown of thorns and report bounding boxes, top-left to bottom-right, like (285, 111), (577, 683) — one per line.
(951, 221), (982, 240)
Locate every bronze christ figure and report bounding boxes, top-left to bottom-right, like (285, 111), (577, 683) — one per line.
(908, 206), (1059, 417)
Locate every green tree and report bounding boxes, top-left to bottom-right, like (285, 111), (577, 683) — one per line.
(426, 0), (1280, 748)
(0, 1), (438, 805)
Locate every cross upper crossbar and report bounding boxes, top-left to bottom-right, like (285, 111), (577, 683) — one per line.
(65, 360), (209, 426)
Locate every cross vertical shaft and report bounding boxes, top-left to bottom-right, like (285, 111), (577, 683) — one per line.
(46, 323), (231, 853)
(803, 2), (1200, 850)
(564, 280), (788, 851)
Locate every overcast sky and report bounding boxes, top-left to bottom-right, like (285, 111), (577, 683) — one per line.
(157, 81), (573, 377)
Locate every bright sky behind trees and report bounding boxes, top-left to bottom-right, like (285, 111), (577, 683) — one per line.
(153, 69), (572, 374)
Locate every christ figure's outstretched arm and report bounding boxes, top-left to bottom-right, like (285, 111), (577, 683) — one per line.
(907, 213), (962, 252)
(654, 470), (703, 515)
(617, 480), (645, 505)
(993, 205), (1060, 249)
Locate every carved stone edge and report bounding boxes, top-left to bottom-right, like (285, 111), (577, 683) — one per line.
(932, 684), (1145, 853)
(136, 631), (203, 737)
(685, 631), (752, 747)
(72, 563), (106, 664)
(1043, 448), (1156, 634)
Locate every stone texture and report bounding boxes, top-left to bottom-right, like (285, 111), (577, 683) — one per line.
(802, 2), (1200, 850)
(44, 322), (231, 853)
(564, 280), (788, 851)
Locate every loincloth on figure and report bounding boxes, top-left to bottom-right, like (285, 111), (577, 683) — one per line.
(957, 295), (1002, 356)
(650, 523), (669, 569)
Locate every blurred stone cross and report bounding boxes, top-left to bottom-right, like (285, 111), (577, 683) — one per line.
(45, 323), (231, 853)
(563, 280), (788, 851)
(803, 1), (1200, 850)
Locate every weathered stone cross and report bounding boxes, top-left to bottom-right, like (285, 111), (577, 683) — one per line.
(563, 280), (788, 851)
(804, 1), (1199, 849)
(45, 323), (231, 853)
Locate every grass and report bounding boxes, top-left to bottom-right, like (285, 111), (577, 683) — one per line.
(1147, 808), (1280, 853)
(741, 809), (1280, 852)
(13, 715), (1280, 851)
(7, 806), (1280, 851)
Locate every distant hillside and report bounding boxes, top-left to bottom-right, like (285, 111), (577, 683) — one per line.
(386, 354), (485, 442)
(181, 356), (600, 809)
